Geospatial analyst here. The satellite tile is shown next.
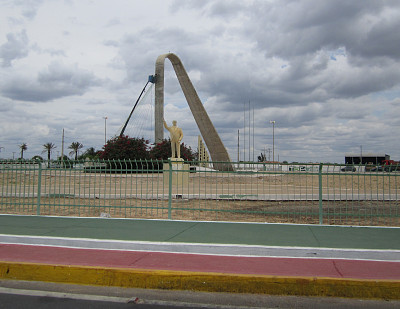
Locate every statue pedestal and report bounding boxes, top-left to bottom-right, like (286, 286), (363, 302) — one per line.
(163, 158), (189, 186)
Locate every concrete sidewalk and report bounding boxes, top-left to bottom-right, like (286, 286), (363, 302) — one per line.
(1, 215), (400, 299)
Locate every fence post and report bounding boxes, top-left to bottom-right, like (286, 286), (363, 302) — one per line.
(168, 158), (172, 219)
(318, 163), (323, 224)
(36, 161), (42, 215)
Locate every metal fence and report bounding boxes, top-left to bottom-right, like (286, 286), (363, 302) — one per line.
(0, 160), (399, 226)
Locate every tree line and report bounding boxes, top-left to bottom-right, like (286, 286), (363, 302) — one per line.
(15, 135), (196, 162)
(17, 141), (89, 161)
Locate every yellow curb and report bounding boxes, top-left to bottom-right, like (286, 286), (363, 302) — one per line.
(1, 261), (400, 300)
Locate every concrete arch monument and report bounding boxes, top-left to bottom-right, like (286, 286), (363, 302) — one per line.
(154, 53), (232, 171)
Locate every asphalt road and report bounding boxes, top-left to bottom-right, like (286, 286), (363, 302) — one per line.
(1, 280), (400, 309)
(0, 289), (213, 309)
(0, 293), (139, 309)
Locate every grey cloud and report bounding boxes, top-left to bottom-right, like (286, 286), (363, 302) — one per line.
(171, 0), (247, 18)
(20, 0), (44, 19)
(3, 0), (44, 20)
(118, 28), (203, 86)
(207, 1), (248, 18)
(349, 15), (400, 59)
(248, 0), (400, 60)
(328, 59), (400, 98)
(104, 40), (119, 47)
(0, 30), (29, 67)
(2, 62), (101, 102)
(31, 43), (66, 57)
(170, 0), (210, 12)
(0, 99), (13, 112)
(105, 18), (121, 27)
(188, 1), (400, 110)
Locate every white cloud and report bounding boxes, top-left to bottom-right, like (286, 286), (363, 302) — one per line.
(0, 30), (29, 67)
(2, 61), (101, 102)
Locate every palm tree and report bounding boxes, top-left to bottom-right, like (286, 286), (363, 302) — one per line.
(42, 142), (56, 167)
(68, 142), (83, 160)
(19, 143), (27, 159)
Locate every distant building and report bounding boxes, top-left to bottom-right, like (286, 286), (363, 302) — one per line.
(345, 153), (389, 165)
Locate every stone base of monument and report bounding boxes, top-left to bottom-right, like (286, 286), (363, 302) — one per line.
(163, 158), (190, 186)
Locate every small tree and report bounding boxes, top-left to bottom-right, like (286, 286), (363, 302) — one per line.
(57, 155), (74, 168)
(79, 147), (99, 160)
(19, 143), (27, 159)
(68, 142), (83, 160)
(32, 155), (43, 162)
(42, 142), (56, 167)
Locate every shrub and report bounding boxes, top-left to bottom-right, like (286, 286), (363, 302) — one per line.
(99, 135), (151, 173)
(149, 139), (195, 161)
(57, 155), (74, 168)
(99, 135), (150, 160)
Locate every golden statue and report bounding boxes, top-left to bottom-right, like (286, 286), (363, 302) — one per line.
(163, 119), (183, 158)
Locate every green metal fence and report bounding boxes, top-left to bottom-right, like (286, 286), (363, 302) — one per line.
(0, 160), (399, 226)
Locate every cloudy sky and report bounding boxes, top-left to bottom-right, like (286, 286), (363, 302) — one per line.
(1, 0), (399, 163)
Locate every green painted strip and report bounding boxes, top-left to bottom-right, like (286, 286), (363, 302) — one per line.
(0, 216), (399, 250)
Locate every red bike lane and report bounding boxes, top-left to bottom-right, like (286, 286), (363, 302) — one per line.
(1, 243), (400, 280)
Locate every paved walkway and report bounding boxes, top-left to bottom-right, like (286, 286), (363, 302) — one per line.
(1, 215), (400, 299)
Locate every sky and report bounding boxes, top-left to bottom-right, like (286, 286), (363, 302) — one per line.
(0, 0), (399, 163)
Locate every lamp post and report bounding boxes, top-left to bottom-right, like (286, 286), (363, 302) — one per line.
(270, 120), (275, 163)
(103, 117), (108, 145)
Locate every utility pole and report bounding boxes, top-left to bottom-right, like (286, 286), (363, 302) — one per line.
(237, 129), (240, 162)
(270, 120), (275, 162)
(248, 101), (250, 162)
(252, 103), (255, 163)
(61, 128), (65, 166)
(243, 102), (246, 162)
(103, 116), (108, 145)
(266, 148), (272, 161)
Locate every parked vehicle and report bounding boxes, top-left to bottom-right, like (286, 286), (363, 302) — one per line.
(341, 166), (356, 172)
(371, 166), (383, 172)
(381, 160), (399, 172)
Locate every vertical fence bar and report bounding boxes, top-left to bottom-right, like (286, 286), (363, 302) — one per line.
(319, 163), (323, 225)
(168, 159), (172, 219)
(36, 161), (42, 215)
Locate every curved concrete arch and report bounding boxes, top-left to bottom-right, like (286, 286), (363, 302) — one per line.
(155, 53), (232, 170)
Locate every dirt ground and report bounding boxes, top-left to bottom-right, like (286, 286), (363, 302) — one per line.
(1, 196), (399, 227)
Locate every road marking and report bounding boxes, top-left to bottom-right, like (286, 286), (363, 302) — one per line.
(1, 234), (400, 262)
(0, 287), (130, 303)
(0, 286), (271, 309)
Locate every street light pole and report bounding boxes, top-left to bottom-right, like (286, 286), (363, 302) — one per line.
(103, 117), (108, 145)
(270, 120), (275, 162)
